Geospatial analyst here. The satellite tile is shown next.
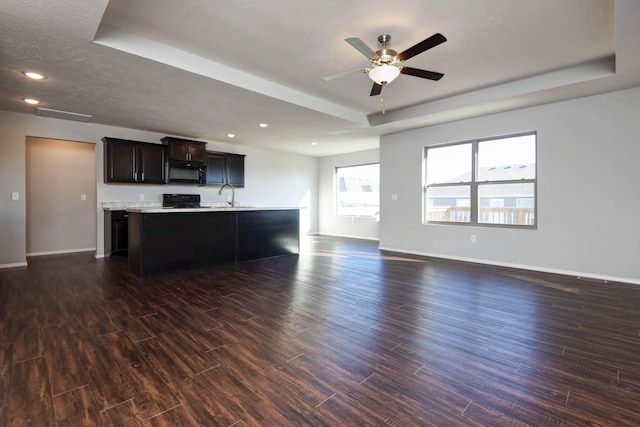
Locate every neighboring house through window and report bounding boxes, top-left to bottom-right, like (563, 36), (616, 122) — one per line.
(424, 133), (537, 227)
(336, 163), (380, 218)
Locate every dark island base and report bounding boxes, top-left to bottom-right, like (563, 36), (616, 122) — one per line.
(128, 209), (299, 277)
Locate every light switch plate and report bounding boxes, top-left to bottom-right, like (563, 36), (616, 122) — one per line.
(11, 192), (19, 201)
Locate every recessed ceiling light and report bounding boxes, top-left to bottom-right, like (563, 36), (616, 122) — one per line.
(311, 142), (318, 146)
(23, 98), (40, 105)
(227, 133), (235, 138)
(258, 123), (269, 128)
(22, 71), (47, 80)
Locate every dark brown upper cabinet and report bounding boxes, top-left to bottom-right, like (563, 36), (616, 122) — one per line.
(103, 137), (166, 184)
(204, 151), (245, 188)
(161, 136), (206, 165)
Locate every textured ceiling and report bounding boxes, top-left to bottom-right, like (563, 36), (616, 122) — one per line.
(1, 0), (639, 157)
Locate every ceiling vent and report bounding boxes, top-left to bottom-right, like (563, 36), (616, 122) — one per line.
(35, 107), (92, 122)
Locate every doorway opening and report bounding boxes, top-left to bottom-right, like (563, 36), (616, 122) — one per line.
(26, 137), (96, 257)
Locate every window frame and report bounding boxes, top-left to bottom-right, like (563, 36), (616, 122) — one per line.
(335, 162), (380, 218)
(423, 132), (537, 229)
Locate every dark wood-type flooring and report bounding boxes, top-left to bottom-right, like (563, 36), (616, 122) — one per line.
(2, 235), (640, 426)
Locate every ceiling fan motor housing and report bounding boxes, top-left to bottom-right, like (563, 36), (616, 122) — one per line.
(372, 48), (398, 65)
(372, 34), (399, 66)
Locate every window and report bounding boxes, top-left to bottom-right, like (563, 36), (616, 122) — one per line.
(424, 133), (536, 227)
(336, 163), (380, 217)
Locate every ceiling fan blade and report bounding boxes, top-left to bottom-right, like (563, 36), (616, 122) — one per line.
(370, 82), (383, 96)
(345, 37), (376, 59)
(400, 67), (444, 81)
(322, 68), (368, 82)
(397, 33), (447, 62)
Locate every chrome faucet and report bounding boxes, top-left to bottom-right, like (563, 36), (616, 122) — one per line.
(218, 183), (235, 207)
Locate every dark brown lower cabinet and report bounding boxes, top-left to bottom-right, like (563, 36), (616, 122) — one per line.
(104, 210), (129, 258)
(128, 209), (299, 277)
(237, 210), (300, 261)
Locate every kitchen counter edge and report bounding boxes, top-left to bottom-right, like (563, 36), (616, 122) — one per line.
(124, 206), (301, 213)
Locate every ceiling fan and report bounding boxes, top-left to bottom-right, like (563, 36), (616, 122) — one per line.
(323, 33), (446, 96)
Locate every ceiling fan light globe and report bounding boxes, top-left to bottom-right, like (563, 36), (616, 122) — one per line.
(368, 65), (400, 85)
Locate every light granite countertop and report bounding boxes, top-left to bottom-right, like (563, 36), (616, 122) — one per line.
(125, 206), (299, 213)
(102, 202), (162, 211)
(102, 202), (300, 213)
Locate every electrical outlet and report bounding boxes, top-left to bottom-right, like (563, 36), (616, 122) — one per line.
(11, 192), (19, 201)
(470, 234), (477, 243)
(391, 194), (398, 201)
(81, 194), (87, 201)
(139, 194), (145, 201)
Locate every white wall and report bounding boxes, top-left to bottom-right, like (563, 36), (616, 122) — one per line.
(0, 110), (318, 266)
(318, 148), (380, 240)
(380, 87), (640, 284)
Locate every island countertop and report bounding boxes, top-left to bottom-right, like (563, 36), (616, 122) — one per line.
(102, 202), (301, 213)
(125, 206), (300, 213)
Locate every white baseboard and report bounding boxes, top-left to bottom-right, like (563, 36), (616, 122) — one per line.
(0, 261), (28, 269)
(378, 246), (640, 286)
(27, 247), (96, 257)
(315, 232), (379, 242)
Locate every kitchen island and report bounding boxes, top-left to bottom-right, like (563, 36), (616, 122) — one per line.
(126, 207), (299, 277)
